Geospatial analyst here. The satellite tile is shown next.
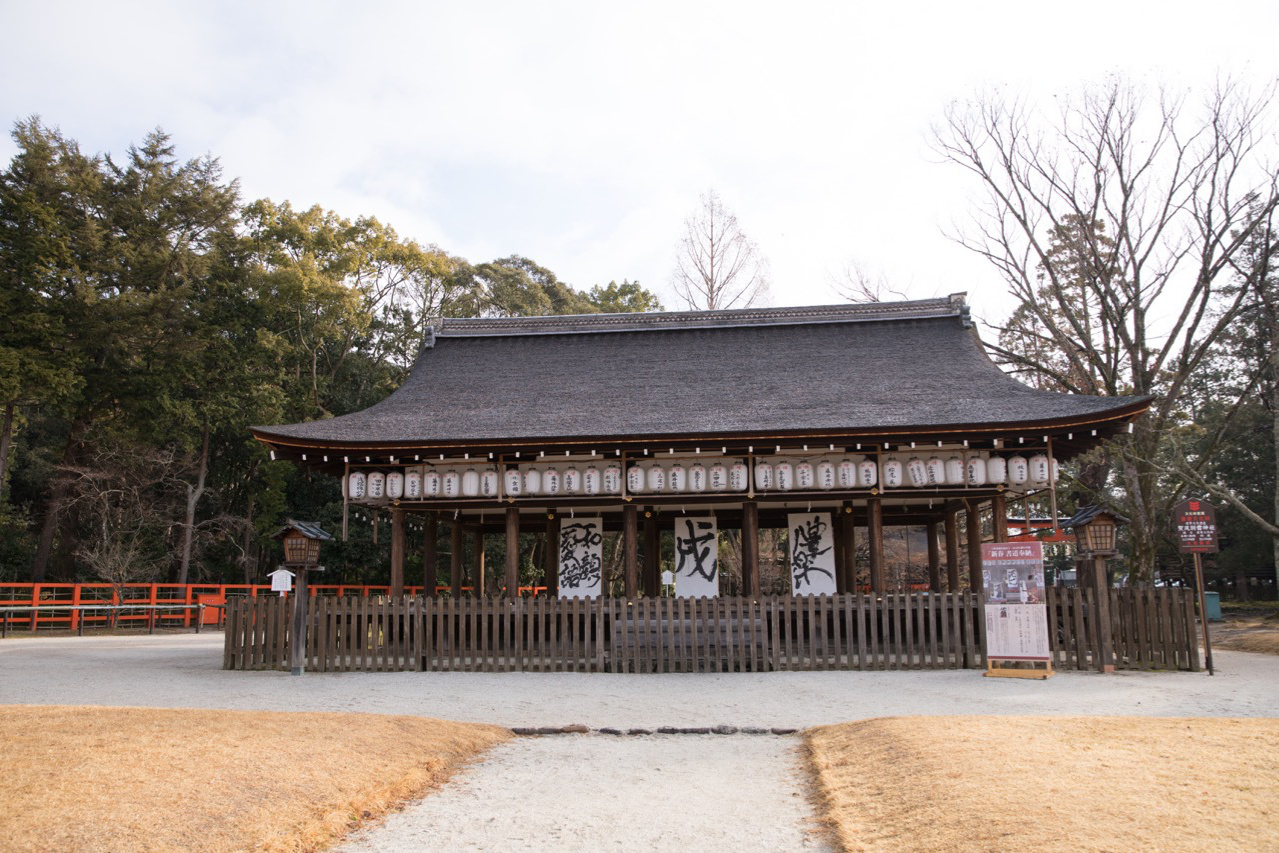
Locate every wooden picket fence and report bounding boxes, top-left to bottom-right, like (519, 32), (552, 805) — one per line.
(223, 588), (1201, 674)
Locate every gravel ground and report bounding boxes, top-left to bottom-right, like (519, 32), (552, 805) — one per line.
(337, 734), (831, 852)
(3, 633), (1273, 851)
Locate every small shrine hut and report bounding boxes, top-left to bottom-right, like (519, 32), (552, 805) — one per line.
(251, 295), (1150, 603)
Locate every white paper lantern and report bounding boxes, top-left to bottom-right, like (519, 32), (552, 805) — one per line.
(925, 456), (945, 486)
(753, 460), (773, 491)
(882, 458), (903, 488)
(461, 468), (480, 497)
(368, 472), (386, 499)
(795, 461), (815, 490)
(524, 468), (542, 495)
(858, 458), (878, 487)
(422, 469), (441, 497)
(837, 459), (857, 489)
(481, 468), (499, 497)
(442, 470), (460, 498)
(668, 463), (687, 492)
(815, 461), (835, 489)
(386, 471), (404, 499)
(945, 455), (964, 485)
(966, 455), (987, 487)
(1029, 454), (1050, 485)
(729, 461), (749, 491)
(709, 463), (728, 491)
(646, 465), (666, 492)
(1052, 459), (1061, 482)
(583, 466), (602, 495)
(627, 466), (646, 494)
(563, 466), (582, 494)
(543, 467), (561, 495)
(1008, 455), (1029, 486)
(405, 469), (422, 499)
(504, 469), (523, 497)
(775, 461), (794, 491)
(689, 463), (707, 492)
(347, 471), (366, 499)
(603, 465), (622, 494)
(907, 457), (927, 487)
(986, 456), (1007, 484)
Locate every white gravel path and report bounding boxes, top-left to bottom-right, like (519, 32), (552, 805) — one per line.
(3, 633), (1274, 851)
(337, 734), (830, 852)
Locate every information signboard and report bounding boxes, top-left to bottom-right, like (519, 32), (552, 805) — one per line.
(981, 542), (1051, 665)
(1173, 499), (1219, 554)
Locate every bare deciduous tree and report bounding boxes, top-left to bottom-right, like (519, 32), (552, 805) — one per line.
(933, 78), (1279, 583)
(671, 190), (770, 310)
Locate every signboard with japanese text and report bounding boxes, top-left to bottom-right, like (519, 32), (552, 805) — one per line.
(269, 568), (294, 593)
(788, 512), (837, 595)
(558, 517), (603, 598)
(981, 542), (1050, 661)
(674, 517), (719, 598)
(1173, 499), (1219, 554)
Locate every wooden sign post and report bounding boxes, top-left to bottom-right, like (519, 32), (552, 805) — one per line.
(1173, 498), (1218, 676)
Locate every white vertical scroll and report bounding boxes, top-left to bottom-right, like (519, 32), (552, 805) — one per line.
(558, 517), (603, 598)
(674, 516), (718, 598)
(787, 512), (837, 595)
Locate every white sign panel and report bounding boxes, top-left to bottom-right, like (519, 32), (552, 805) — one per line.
(674, 516), (718, 598)
(787, 512), (837, 595)
(984, 603), (1052, 661)
(558, 517), (603, 599)
(981, 542), (1050, 661)
(269, 568), (294, 593)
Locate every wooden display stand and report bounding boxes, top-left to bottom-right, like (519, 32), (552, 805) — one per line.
(985, 658), (1054, 679)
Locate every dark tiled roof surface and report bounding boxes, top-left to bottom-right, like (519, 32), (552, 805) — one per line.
(253, 302), (1147, 446)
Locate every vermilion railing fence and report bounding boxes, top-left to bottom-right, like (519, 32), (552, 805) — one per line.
(0, 583), (547, 633)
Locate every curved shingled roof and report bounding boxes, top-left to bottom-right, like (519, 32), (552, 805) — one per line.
(252, 296), (1150, 450)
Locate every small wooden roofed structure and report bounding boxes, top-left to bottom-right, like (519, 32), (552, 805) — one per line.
(251, 294), (1151, 597)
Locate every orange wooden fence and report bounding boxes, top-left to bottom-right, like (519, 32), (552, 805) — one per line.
(0, 583), (547, 633)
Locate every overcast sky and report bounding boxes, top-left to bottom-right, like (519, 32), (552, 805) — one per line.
(3, 1), (1276, 324)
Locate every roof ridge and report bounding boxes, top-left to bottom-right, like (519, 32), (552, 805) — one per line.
(433, 295), (967, 339)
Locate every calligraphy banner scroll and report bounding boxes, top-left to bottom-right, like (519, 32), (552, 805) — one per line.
(788, 512), (837, 595)
(674, 516), (718, 598)
(558, 517), (603, 598)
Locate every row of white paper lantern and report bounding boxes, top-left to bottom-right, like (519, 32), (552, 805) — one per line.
(344, 453), (1062, 500)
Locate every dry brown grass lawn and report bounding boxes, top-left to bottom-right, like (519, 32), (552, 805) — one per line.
(0, 705), (510, 852)
(1214, 606), (1279, 655)
(807, 716), (1279, 852)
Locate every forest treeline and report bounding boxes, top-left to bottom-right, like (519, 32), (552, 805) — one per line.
(0, 119), (662, 586)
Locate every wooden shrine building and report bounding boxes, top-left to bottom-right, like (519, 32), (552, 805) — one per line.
(251, 295), (1150, 602)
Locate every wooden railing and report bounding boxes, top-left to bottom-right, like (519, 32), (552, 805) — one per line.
(226, 589), (1202, 674)
(0, 582), (546, 632)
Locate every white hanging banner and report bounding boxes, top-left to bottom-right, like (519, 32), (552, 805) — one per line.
(787, 512), (837, 595)
(674, 516), (718, 598)
(558, 517), (603, 598)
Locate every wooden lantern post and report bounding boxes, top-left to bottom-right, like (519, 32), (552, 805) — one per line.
(272, 520), (332, 676)
(1066, 507), (1125, 674)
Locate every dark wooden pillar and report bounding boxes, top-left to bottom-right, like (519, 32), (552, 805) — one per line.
(449, 522), (462, 596)
(643, 510), (660, 597)
(945, 508), (960, 592)
(472, 529), (486, 597)
(841, 505), (857, 593)
(966, 502), (983, 593)
(422, 513), (439, 596)
(623, 504), (638, 598)
(742, 501), (760, 597)
(505, 507), (520, 596)
(832, 511), (846, 593)
(868, 496), (884, 595)
(389, 508), (406, 597)
(926, 519), (941, 593)
(545, 510), (560, 597)
(992, 493), (1008, 543)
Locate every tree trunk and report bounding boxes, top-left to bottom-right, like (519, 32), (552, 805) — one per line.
(0, 402), (14, 501)
(177, 425), (210, 586)
(31, 430), (80, 582)
(241, 490), (256, 585)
